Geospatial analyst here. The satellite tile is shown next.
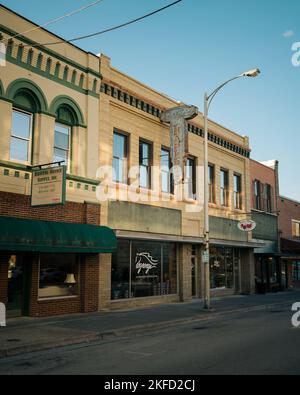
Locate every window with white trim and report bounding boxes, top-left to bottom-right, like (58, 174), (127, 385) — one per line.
(10, 109), (32, 164)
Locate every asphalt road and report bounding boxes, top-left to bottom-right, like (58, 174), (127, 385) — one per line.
(0, 299), (299, 375)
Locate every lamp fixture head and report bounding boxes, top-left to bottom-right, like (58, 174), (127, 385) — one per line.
(241, 68), (261, 78)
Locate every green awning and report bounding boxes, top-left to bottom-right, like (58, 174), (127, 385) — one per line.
(0, 216), (117, 253)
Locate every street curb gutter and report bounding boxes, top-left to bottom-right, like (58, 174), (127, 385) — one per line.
(0, 301), (292, 359)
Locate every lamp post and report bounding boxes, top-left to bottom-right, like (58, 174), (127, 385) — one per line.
(203, 68), (261, 310)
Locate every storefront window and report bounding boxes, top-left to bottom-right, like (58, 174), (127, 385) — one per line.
(293, 262), (300, 281)
(111, 240), (177, 300)
(39, 254), (79, 299)
(210, 247), (234, 289)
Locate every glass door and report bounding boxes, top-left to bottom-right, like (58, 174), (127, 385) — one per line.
(7, 255), (30, 317)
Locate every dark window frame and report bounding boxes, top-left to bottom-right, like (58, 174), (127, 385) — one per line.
(233, 173), (242, 210)
(139, 139), (153, 190)
(220, 169), (229, 207)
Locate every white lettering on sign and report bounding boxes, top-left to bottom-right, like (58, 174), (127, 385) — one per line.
(135, 252), (159, 275)
(0, 303), (6, 327)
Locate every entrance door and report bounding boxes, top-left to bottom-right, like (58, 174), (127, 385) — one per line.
(7, 255), (30, 317)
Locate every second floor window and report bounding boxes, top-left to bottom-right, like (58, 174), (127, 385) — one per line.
(186, 157), (196, 200)
(220, 169), (229, 207)
(53, 123), (71, 170)
(10, 109), (32, 164)
(265, 184), (272, 213)
(139, 141), (152, 189)
(234, 174), (242, 210)
(161, 148), (173, 194)
(208, 165), (215, 203)
(254, 180), (262, 210)
(113, 131), (128, 184)
(292, 220), (300, 238)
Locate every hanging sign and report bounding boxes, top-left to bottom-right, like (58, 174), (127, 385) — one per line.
(237, 220), (257, 232)
(31, 166), (66, 207)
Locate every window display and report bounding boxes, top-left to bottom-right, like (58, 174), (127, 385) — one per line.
(39, 254), (79, 299)
(210, 247), (234, 289)
(112, 240), (177, 300)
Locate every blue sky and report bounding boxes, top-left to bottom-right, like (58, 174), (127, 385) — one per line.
(2, 0), (299, 200)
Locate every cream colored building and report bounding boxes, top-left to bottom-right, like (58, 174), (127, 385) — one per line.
(0, 4), (260, 317)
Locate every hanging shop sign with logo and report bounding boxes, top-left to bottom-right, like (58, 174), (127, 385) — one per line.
(237, 220), (257, 232)
(31, 166), (66, 207)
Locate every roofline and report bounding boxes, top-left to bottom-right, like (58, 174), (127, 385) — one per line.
(250, 158), (278, 171)
(279, 195), (300, 205)
(0, 3), (99, 60)
(109, 63), (249, 146)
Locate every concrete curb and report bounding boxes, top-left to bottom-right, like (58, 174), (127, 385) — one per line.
(0, 300), (292, 359)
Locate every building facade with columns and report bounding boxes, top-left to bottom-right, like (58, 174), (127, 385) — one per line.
(0, 4), (260, 317)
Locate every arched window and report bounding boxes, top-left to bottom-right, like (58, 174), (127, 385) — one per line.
(7, 79), (48, 165)
(10, 90), (39, 164)
(54, 105), (77, 171)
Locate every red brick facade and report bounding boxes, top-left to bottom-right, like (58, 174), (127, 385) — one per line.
(250, 159), (278, 211)
(0, 191), (101, 317)
(278, 196), (300, 239)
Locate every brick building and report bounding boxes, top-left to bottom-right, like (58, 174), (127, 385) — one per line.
(250, 159), (283, 293)
(0, 5), (116, 318)
(0, 5), (261, 318)
(278, 196), (300, 288)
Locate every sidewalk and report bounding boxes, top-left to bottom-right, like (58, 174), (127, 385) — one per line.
(0, 291), (298, 358)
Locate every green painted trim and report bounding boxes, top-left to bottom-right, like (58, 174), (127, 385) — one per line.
(6, 54), (99, 99)
(0, 160), (31, 172)
(0, 96), (13, 104)
(6, 78), (49, 112)
(50, 95), (86, 127)
(1, 25), (101, 79)
(67, 174), (100, 186)
(0, 79), (3, 96)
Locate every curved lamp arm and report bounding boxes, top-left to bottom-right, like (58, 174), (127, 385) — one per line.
(206, 68), (261, 112)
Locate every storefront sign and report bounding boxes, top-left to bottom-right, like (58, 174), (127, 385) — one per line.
(31, 166), (66, 207)
(135, 252), (159, 275)
(237, 220), (257, 232)
(202, 250), (210, 263)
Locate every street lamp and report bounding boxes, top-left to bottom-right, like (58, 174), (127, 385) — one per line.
(203, 68), (261, 310)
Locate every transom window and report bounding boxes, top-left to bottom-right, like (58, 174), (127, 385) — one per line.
(53, 123), (71, 170)
(10, 109), (32, 164)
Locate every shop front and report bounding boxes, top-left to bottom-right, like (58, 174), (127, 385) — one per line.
(209, 246), (241, 296)
(111, 239), (178, 306)
(0, 215), (117, 318)
(281, 238), (300, 289)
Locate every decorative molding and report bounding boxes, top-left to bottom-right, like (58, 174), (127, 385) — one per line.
(101, 81), (251, 159)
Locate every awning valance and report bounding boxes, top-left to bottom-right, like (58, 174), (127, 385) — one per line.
(0, 216), (117, 253)
(281, 238), (300, 255)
